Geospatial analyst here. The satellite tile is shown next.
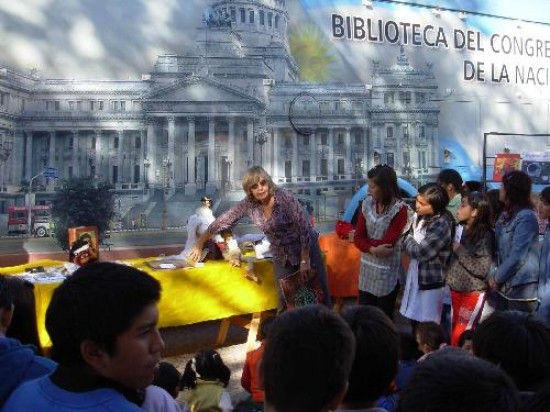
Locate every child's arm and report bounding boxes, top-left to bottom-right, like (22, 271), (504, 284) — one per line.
(405, 217), (451, 262)
(354, 206), (408, 253)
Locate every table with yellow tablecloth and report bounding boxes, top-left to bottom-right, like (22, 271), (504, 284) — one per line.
(0, 258), (279, 349)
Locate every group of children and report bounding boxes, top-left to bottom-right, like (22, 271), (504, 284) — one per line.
(357, 166), (550, 349)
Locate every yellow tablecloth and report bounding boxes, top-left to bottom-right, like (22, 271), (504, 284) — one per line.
(0, 258), (278, 349)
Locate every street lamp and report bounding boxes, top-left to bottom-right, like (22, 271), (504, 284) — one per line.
(254, 129), (269, 165)
(161, 157), (172, 231)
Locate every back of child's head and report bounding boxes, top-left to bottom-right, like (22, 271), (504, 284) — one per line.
(473, 310), (550, 391)
(396, 349), (519, 412)
(180, 349), (230, 390)
(418, 183), (449, 215)
(399, 332), (422, 361)
(257, 315), (276, 341)
(153, 361), (181, 399)
(438, 169), (464, 193)
(261, 304), (355, 412)
(416, 322), (446, 354)
(341, 305), (399, 406)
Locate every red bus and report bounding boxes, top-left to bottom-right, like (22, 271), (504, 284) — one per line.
(7, 205), (52, 237)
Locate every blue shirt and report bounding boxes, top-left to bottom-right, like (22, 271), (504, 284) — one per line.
(2, 375), (143, 411)
(0, 337), (56, 408)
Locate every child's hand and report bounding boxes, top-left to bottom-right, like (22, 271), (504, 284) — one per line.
(452, 241), (461, 252)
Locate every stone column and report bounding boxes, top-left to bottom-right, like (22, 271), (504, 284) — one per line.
(47, 131), (56, 189)
(345, 126), (352, 178)
(117, 130), (124, 185)
(9, 130), (22, 185)
(139, 128), (145, 186)
(364, 126), (370, 173)
(72, 130), (79, 178)
(25, 131), (33, 181)
(265, 127), (273, 176)
(94, 130), (102, 179)
(146, 121), (156, 187)
(272, 127), (279, 180)
(328, 127), (334, 179)
(310, 130), (317, 181)
(247, 118), (254, 166)
(185, 117), (196, 195)
(292, 129), (298, 182)
(228, 117), (235, 189)
(48, 131), (56, 169)
(205, 117), (217, 194)
(432, 124), (439, 170)
(167, 116), (175, 188)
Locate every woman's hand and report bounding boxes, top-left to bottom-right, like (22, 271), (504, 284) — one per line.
(452, 241), (461, 252)
(488, 277), (498, 290)
(187, 245), (203, 263)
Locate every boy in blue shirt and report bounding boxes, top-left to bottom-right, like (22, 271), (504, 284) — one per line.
(3, 262), (165, 411)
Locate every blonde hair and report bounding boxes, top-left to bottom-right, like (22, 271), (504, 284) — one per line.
(242, 166), (277, 202)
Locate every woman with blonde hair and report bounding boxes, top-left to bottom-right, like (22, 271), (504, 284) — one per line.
(189, 166), (331, 311)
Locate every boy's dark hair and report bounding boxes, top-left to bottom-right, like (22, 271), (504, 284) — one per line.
(45, 262), (161, 365)
(399, 332), (422, 361)
(438, 168), (464, 192)
(457, 329), (474, 348)
(501, 170), (534, 217)
(473, 310), (550, 391)
(417, 183), (450, 216)
(180, 349), (231, 390)
(464, 181), (482, 193)
(541, 186), (550, 205)
(341, 306), (399, 405)
(396, 349), (519, 412)
(0, 276), (13, 310)
(261, 305), (355, 412)
(416, 322), (446, 352)
(258, 315), (276, 341)
(153, 361), (181, 397)
(367, 164), (401, 208)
